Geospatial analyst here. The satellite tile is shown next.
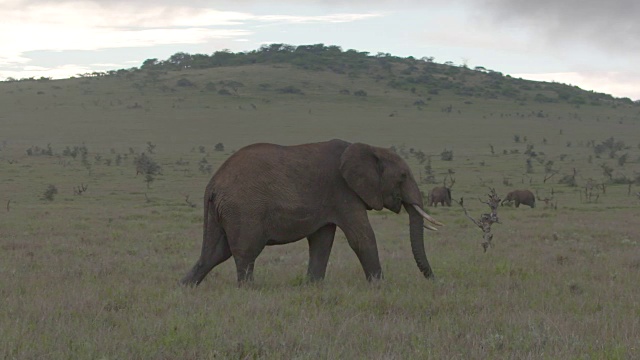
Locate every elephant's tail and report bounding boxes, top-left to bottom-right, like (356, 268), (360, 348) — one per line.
(203, 190), (224, 246)
(180, 190), (226, 287)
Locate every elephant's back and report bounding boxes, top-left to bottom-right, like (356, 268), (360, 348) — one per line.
(211, 139), (349, 197)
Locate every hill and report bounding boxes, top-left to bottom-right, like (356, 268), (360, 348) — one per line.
(2, 44), (639, 151)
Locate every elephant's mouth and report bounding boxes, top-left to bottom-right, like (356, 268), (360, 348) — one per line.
(387, 195), (403, 213)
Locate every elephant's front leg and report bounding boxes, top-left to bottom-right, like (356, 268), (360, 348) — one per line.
(306, 224), (337, 281)
(340, 215), (383, 281)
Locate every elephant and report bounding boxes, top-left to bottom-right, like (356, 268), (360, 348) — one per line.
(428, 186), (452, 207)
(180, 139), (443, 286)
(501, 189), (536, 208)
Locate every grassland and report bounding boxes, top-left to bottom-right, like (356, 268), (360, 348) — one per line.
(1, 59), (640, 359)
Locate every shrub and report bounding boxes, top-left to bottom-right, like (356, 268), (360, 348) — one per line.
(618, 153), (628, 167)
(558, 175), (577, 187)
(134, 153), (162, 179)
(199, 157), (212, 174)
(27, 144), (54, 156)
(41, 185), (58, 201)
(440, 149), (453, 161)
(176, 78), (195, 87)
(204, 82), (217, 91)
(353, 90), (368, 97)
(526, 158), (534, 173)
(278, 86), (304, 95)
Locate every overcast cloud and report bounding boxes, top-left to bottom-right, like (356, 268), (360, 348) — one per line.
(1, 0), (638, 99)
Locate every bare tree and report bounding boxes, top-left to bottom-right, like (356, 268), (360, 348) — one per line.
(536, 189), (557, 210)
(456, 188), (501, 252)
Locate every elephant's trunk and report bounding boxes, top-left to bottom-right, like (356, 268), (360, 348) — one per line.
(405, 203), (435, 279)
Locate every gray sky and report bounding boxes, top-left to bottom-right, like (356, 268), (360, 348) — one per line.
(2, 0), (638, 99)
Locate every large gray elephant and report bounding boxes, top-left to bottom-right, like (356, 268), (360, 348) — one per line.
(181, 139), (442, 286)
(501, 189), (536, 208)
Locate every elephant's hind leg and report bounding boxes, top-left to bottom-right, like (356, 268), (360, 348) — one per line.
(230, 237), (266, 284)
(306, 224), (337, 281)
(233, 251), (261, 284)
(181, 232), (232, 286)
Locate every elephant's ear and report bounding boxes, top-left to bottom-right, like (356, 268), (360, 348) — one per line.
(340, 143), (384, 210)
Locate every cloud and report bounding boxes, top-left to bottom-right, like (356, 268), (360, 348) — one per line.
(471, 0), (640, 54)
(0, 63), (94, 80)
(258, 13), (380, 23)
(0, 1), (379, 70)
(511, 71), (640, 100)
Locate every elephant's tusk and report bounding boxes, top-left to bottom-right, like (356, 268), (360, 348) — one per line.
(423, 224), (438, 231)
(412, 204), (444, 227)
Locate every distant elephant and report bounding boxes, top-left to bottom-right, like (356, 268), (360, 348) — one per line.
(428, 186), (452, 206)
(181, 139), (442, 286)
(502, 189), (535, 208)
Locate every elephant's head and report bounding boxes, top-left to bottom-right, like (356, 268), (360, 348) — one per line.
(340, 143), (442, 278)
(501, 191), (516, 205)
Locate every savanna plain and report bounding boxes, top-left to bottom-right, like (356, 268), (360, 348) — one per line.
(1, 53), (640, 359)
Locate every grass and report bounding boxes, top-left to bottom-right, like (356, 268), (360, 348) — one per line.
(1, 63), (640, 358)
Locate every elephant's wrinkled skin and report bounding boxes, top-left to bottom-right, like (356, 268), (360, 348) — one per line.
(502, 189), (536, 208)
(428, 186), (452, 207)
(181, 139), (442, 286)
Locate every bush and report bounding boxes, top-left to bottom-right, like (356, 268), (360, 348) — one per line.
(534, 93), (556, 103)
(353, 90), (367, 97)
(134, 153), (162, 176)
(27, 144), (54, 156)
(204, 82), (217, 91)
(277, 86), (304, 95)
(558, 174), (577, 187)
(41, 184), (58, 201)
(618, 153), (628, 167)
(176, 78), (195, 87)
(440, 149), (453, 161)
(199, 157), (212, 174)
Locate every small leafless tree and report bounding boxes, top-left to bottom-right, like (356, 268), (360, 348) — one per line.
(6, 199), (10, 212)
(536, 189), (557, 209)
(581, 179), (601, 203)
(456, 188), (501, 252)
